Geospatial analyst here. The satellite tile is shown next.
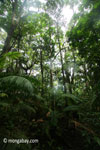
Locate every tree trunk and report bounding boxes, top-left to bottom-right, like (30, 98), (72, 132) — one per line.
(58, 37), (66, 93)
(50, 59), (53, 88)
(40, 50), (44, 95)
(1, 0), (27, 56)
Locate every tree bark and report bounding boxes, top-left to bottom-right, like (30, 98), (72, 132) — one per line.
(50, 59), (53, 88)
(40, 50), (44, 95)
(1, 0), (27, 56)
(58, 37), (66, 93)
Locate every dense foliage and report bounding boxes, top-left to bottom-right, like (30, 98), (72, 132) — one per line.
(0, 0), (100, 150)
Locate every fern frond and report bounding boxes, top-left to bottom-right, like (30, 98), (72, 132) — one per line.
(18, 102), (36, 114)
(64, 105), (80, 112)
(0, 76), (34, 95)
(63, 93), (81, 102)
(0, 102), (10, 108)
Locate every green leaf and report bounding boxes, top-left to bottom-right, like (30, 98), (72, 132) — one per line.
(0, 93), (8, 97)
(0, 102), (10, 107)
(64, 105), (80, 112)
(63, 93), (81, 103)
(94, 136), (100, 146)
(0, 76), (34, 95)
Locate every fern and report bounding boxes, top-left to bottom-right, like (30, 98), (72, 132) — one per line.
(63, 93), (81, 103)
(0, 102), (10, 107)
(17, 102), (36, 114)
(64, 105), (80, 112)
(0, 76), (34, 95)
